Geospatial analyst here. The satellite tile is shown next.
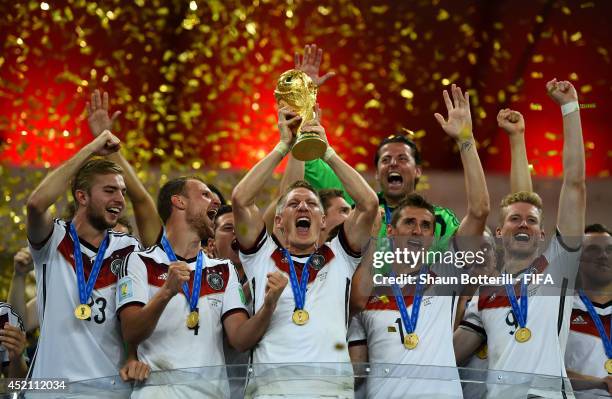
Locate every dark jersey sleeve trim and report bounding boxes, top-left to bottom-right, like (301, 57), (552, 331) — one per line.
(460, 320), (487, 338)
(28, 219), (58, 250)
(348, 339), (367, 347)
(221, 307), (250, 322)
(555, 228), (581, 253)
(239, 227), (267, 255)
(338, 223), (361, 258)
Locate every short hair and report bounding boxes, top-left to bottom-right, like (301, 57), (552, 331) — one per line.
(71, 159), (123, 206)
(585, 223), (611, 235)
(116, 216), (133, 234)
(318, 189), (345, 212)
(157, 176), (204, 223)
(499, 191), (543, 226)
(275, 180), (322, 215)
(374, 135), (422, 168)
(214, 204), (233, 229)
(390, 193), (436, 227)
(207, 184), (226, 206)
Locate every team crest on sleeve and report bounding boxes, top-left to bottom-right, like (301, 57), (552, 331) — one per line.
(118, 278), (134, 300)
(207, 272), (224, 291)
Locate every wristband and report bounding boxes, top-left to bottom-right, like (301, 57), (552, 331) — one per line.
(274, 142), (290, 157)
(561, 101), (579, 117)
(322, 146), (336, 162)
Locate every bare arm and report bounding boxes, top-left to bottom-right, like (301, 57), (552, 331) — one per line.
(566, 369), (612, 393)
(497, 109), (533, 193)
(87, 90), (162, 246)
(232, 107), (300, 249)
(546, 79), (586, 243)
(7, 249), (32, 329)
(26, 131), (121, 245)
(119, 262), (190, 345)
(453, 326), (484, 365)
(263, 155), (305, 233)
(435, 84), (490, 238)
(224, 272), (287, 352)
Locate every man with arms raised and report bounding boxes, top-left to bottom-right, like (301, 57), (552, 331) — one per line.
(348, 84), (490, 399)
(232, 107), (378, 398)
(26, 130), (151, 382)
(117, 176), (286, 398)
(454, 79), (586, 398)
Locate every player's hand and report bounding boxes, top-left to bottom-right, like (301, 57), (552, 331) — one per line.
(0, 324), (26, 362)
(277, 106), (301, 147)
(546, 78), (578, 105)
(263, 272), (288, 312)
(295, 44), (336, 87)
(434, 84), (473, 142)
(119, 359), (151, 382)
(13, 247), (33, 277)
(87, 130), (121, 156)
(87, 89), (121, 137)
(301, 104), (329, 144)
(497, 109), (525, 137)
(601, 376), (612, 394)
(163, 262), (191, 296)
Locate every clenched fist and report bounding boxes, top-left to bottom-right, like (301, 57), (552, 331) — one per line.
(163, 261), (191, 296)
(497, 109), (525, 137)
(546, 78), (578, 106)
(13, 247), (33, 276)
(263, 271), (288, 312)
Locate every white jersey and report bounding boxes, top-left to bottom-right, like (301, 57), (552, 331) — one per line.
(461, 230), (580, 399)
(116, 245), (248, 399)
(28, 218), (141, 382)
(0, 302), (25, 366)
(347, 264), (463, 399)
(239, 226), (360, 398)
(565, 295), (612, 398)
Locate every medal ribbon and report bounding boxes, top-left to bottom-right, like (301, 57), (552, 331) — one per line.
(282, 249), (313, 311)
(69, 223), (109, 307)
(384, 203), (392, 228)
(504, 275), (528, 329)
(578, 289), (612, 359)
(390, 266), (428, 335)
(160, 232), (204, 313)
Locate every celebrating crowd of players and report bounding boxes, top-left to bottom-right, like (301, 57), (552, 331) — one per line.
(1, 44), (610, 399)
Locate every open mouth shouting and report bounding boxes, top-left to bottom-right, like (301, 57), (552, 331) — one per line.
(295, 216), (312, 236)
(387, 172), (403, 190)
(513, 232), (531, 243)
(106, 206), (122, 217)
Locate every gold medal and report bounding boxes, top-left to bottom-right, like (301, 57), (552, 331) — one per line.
(74, 304), (91, 320)
(186, 311), (199, 329)
(292, 309), (309, 325)
(515, 327), (532, 343)
(404, 333), (419, 350)
(475, 344), (488, 359)
(605, 359), (612, 374)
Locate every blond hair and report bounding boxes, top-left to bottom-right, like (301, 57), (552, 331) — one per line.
(499, 191), (543, 226)
(72, 158), (123, 207)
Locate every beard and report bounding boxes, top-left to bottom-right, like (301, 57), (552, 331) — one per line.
(186, 209), (213, 240)
(86, 206), (115, 231)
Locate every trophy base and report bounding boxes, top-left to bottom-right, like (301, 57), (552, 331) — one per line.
(292, 133), (327, 161)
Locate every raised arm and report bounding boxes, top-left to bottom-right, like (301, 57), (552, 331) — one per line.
(87, 90), (162, 246)
(26, 131), (120, 244)
(262, 154), (305, 233)
(311, 114), (378, 251)
(497, 109), (533, 193)
(232, 107), (301, 248)
(434, 84), (490, 238)
(546, 79), (586, 242)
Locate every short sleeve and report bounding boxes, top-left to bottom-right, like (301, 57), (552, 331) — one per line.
(329, 224), (363, 275)
(239, 229), (277, 282)
(221, 261), (249, 318)
(28, 219), (66, 270)
(459, 292), (486, 339)
(348, 314), (367, 346)
(542, 228), (581, 286)
(116, 253), (150, 313)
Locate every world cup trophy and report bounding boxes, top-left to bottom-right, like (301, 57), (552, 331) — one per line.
(274, 69), (327, 161)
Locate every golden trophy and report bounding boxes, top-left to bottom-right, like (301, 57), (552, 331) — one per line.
(274, 69), (327, 161)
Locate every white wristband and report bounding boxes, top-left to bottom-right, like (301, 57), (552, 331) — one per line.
(322, 146), (336, 162)
(561, 101), (579, 117)
(274, 142), (290, 157)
